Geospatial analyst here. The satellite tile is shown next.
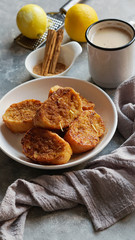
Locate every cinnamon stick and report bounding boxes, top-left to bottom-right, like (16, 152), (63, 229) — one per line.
(41, 29), (57, 76)
(49, 29), (64, 74)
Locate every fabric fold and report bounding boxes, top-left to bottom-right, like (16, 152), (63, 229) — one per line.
(114, 76), (135, 139)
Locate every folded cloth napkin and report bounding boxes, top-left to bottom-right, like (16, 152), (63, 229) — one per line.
(0, 77), (135, 240)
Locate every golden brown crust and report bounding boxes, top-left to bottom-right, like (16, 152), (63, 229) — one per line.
(64, 110), (105, 154)
(34, 87), (82, 130)
(80, 96), (95, 110)
(2, 99), (42, 133)
(89, 110), (105, 138)
(48, 85), (95, 110)
(48, 85), (62, 97)
(21, 127), (72, 165)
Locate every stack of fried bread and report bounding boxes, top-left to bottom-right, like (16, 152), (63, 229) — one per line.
(2, 85), (105, 165)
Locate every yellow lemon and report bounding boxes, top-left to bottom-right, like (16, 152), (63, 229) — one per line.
(65, 4), (98, 42)
(16, 4), (47, 39)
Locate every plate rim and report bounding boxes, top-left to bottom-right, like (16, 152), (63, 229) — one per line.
(0, 76), (118, 170)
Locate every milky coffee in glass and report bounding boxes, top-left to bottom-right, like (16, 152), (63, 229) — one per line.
(85, 19), (135, 88)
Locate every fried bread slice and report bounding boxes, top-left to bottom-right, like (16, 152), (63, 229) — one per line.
(64, 110), (105, 154)
(34, 87), (82, 130)
(48, 85), (95, 110)
(21, 127), (72, 165)
(2, 99), (42, 133)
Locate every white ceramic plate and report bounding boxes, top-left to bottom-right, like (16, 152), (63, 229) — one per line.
(0, 77), (117, 170)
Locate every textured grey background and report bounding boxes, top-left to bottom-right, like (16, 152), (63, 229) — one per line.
(0, 0), (135, 239)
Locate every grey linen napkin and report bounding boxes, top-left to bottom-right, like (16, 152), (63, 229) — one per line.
(0, 77), (135, 240)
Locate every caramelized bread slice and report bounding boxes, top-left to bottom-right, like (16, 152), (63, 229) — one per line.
(34, 87), (82, 130)
(64, 110), (105, 154)
(21, 127), (72, 165)
(2, 99), (42, 133)
(48, 85), (95, 110)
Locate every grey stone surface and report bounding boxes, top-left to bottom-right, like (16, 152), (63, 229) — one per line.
(0, 0), (135, 239)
